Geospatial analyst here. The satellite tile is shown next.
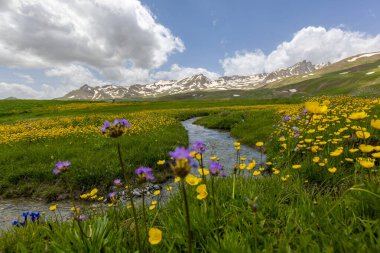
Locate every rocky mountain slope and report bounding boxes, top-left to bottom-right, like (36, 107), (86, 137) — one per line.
(61, 60), (325, 100)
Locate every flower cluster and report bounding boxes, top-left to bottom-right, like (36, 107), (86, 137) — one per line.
(169, 147), (193, 178)
(135, 166), (155, 184)
(12, 212), (41, 227)
(53, 160), (71, 175)
(101, 119), (131, 138)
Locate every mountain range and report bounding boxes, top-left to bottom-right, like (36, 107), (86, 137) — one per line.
(61, 52), (380, 100)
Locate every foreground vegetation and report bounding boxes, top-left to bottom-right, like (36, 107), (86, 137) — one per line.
(0, 96), (379, 252)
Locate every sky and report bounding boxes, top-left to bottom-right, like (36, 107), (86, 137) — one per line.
(0, 0), (380, 99)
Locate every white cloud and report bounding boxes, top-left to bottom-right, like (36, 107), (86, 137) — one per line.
(13, 73), (34, 84)
(153, 64), (220, 80)
(0, 82), (40, 99)
(221, 26), (380, 75)
(0, 0), (184, 76)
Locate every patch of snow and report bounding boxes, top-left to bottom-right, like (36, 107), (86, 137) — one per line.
(347, 52), (380, 62)
(339, 72), (349, 75)
(308, 73), (314, 76)
(289, 89), (297, 93)
(233, 94), (240, 97)
(366, 72), (375, 75)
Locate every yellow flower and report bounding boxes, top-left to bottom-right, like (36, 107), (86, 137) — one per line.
(292, 164), (301, 169)
(239, 163), (246, 170)
(305, 101), (328, 114)
(157, 160), (165, 165)
(345, 158), (354, 162)
(80, 193), (89, 199)
(278, 137), (286, 142)
(312, 157), (320, 163)
(198, 168), (210, 176)
(358, 158), (375, 169)
(355, 131), (370, 139)
(210, 156), (217, 161)
(256, 141), (264, 147)
(90, 188), (98, 196)
(174, 177), (181, 183)
(328, 167), (337, 173)
(253, 170), (261, 176)
(272, 168), (280, 175)
(154, 190), (161, 196)
(149, 205), (156, 210)
(152, 200), (158, 205)
(196, 184), (208, 200)
(349, 111), (368, 120)
(49, 204), (57, 212)
(349, 148), (359, 153)
(372, 152), (380, 158)
(185, 174), (202, 186)
(166, 186), (173, 191)
(148, 228), (162, 245)
(371, 119), (380, 129)
(247, 160), (256, 170)
(359, 144), (374, 153)
(195, 154), (202, 160)
(98, 197), (104, 201)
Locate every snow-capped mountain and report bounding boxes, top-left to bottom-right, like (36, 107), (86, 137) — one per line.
(61, 60), (325, 100)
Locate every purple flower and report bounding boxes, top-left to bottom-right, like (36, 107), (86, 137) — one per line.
(192, 140), (206, 154)
(294, 133), (300, 138)
(100, 119), (131, 138)
(283, 116), (291, 121)
(100, 120), (110, 132)
(53, 160), (71, 175)
(169, 147), (191, 160)
(220, 172), (227, 178)
(291, 126), (299, 132)
(303, 109), (309, 114)
(108, 192), (117, 204)
(79, 214), (88, 222)
(209, 161), (223, 176)
(135, 166), (155, 183)
(12, 220), (18, 226)
(113, 179), (123, 187)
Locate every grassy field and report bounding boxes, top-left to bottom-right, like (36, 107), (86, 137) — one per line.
(0, 96), (379, 252)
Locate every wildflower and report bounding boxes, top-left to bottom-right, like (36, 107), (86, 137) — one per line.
(196, 184), (208, 200)
(312, 157), (320, 163)
(247, 160), (256, 170)
(113, 179), (123, 188)
(253, 170), (261, 176)
(372, 152), (380, 158)
(209, 161), (223, 176)
(149, 205), (156, 210)
(305, 101), (328, 114)
(256, 141), (264, 147)
(166, 186), (173, 191)
(53, 160), (71, 175)
(108, 192), (117, 204)
(239, 163), (246, 170)
(157, 160), (165, 165)
(355, 131), (370, 139)
(154, 190), (161, 196)
(348, 112), (368, 120)
(152, 200), (157, 205)
(185, 174), (202, 186)
(371, 119), (380, 129)
(358, 158), (375, 169)
(169, 147), (192, 178)
(90, 188), (98, 196)
(328, 167), (337, 173)
(198, 168), (210, 176)
(100, 119), (131, 138)
(135, 166), (155, 184)
(272, 168), (280, 175)
(78, 214), (88, 222)
(49, 204), (57, 212)
(174, 177), (181, 183)
(359, 144), (374, 153)
(148, 228), (162, 245)
(192, 140), (206, 154)
(292, 164), (302, 169)
(210, 155), (217, 161)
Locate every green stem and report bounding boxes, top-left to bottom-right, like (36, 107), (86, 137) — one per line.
(181, 180), (193, 253)
(117, 141), (142, 252)
(211, 177), (221, 246)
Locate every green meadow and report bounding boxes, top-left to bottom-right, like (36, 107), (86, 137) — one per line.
(0, 97), (379, 252)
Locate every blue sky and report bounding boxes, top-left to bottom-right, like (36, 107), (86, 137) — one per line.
(0, 0), (380, 98)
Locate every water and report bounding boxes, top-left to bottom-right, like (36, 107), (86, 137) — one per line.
(0, 117), (265, 231)
(181, 117), (265, 174)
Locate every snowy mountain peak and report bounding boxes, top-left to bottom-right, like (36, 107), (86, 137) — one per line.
(62, 60), (322, 100)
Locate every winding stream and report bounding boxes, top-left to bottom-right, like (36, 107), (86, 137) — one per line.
(0, 117), (265, 231)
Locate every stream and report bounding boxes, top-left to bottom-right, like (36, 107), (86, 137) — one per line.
(0, 117), (265, 231)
